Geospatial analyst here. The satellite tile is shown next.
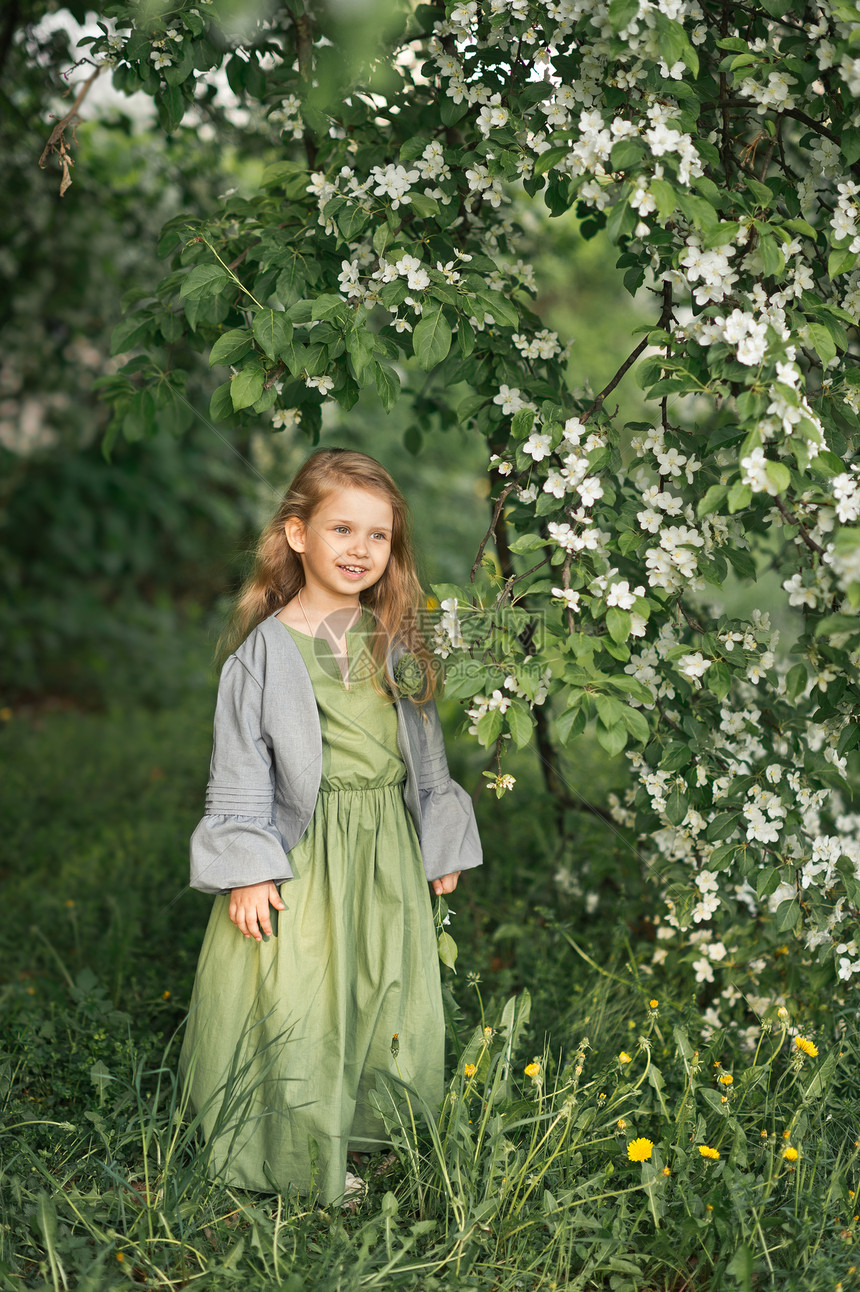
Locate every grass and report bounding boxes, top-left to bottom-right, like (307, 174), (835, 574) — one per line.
(1, 652), (858, 1290)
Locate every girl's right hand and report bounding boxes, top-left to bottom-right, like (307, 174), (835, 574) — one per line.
(228, 881), (285, 941)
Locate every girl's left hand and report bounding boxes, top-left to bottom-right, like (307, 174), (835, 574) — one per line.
(432, 871), (460, 896)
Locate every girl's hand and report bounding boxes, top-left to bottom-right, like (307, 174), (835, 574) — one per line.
(228, 881), (285, 941)
(431, 871), (460, 896)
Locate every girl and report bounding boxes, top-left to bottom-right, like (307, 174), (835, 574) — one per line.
(179, 448), (482, 1206)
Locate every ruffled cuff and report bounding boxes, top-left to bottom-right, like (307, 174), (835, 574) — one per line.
(417, 780), (483, 883)
(189, 813), (295, 895)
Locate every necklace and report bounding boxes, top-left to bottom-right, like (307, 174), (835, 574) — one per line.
(297, 588), (361, 689)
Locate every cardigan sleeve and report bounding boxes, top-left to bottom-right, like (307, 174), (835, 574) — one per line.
(189, 655), (295, 895)
(414, 697), (483, 883)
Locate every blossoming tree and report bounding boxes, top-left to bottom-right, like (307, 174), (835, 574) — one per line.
(65, 0), (860, 1010)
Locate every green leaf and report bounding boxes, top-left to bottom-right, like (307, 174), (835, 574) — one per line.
(476, 708), (504, 748)
(179, 264), (229, 300)
(758, 233), (785, 277)
(209, 327), (254, 367)
(506, 704), (535, 749)
(412, 304), (452, 371)
(337, 204), (369, 240)
(230, 363), (265, 411)
(252, 309), (293, 359)
(697, 484), (728, 518)
(765, 460), (791, 494)
(374, 361), (400, 412)
(606, 607), (631, 643)
(706, 660), (732, 700)
(474, 291), (519, 329)
(706, 812), (740, 843)
(649, 178), (677, 220)
(621, 706), (650, 743)
(828, 247), (858, 278)
(608, 0), (638, 30)
(534, 146), (570, 177)
(727, 481), (752, 513)
(110, 315), (152, 355)
(610, 138), (645, 170)
(744, 176), (773, 208)
(774, 897), (800, 933)
(209, 381), (234, 422)
(437, 930), (458, 972)
(726, 1245), (753, 1292)
(596, 721), (628, 757)
(665, 785), (688, 826)
(807, 322), (837, 367)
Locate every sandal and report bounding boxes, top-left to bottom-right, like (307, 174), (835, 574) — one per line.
(340, 1170), (367, 1209)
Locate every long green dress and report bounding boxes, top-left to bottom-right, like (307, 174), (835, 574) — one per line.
(179, 607), (446, 1204)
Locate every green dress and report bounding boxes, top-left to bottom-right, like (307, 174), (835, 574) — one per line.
(179, 607), (445, 1204)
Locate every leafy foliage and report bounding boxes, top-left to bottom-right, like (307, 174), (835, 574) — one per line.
(46, 0), (860, 1023)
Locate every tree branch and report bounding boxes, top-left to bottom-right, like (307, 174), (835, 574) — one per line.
(38, 66), (102, 196)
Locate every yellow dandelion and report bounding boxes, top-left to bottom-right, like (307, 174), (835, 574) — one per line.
(783, 1146), (799, 1162)
(162, 990), (171, 1001)
(483, 1026), (493, 1039)
(761, 1130), (768, 1138)
(662, 1166), (671, 1176)
(794, 1036), (819, 1058)
(698, 1145), (720, 1160)
(783, 1129), (791, 1139)
(116, 1253), (125, 1263)
(706, 1203), (714, 1211)
(618, 1051), (632, 1065)
(525, 1061), (541, 1079)
(617, 1118), (627, 1131)
(719, 1073), (734, 1086)
(464, 1063), (476, 1079)
(649, 999), (658, 1009)
(627, 1137), (654, 1162)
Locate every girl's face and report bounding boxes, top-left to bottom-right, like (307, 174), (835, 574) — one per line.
(286, 486), (394, 602)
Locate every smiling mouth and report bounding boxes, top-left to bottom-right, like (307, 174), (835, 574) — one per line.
(338, 564), (367, 574)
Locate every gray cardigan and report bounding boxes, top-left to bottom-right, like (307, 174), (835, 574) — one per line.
(189, 608), (483, 894)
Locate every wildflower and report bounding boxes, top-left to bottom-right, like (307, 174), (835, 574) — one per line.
(794, 1036), (819, 1058)
(784, 1146), (799, 1161)
(65, 899), (75, 908)
(464, 1063), (476, 1078)
(483, 1026), (493, 1040)
(525, 1061), (541, 1079)
(699, 1145), (721, 1160)
(116, 1253), (125, 1263)
(649, 999), (658, 1010)
(627, 1137), (654, 1162)
(391, 1033), (400, 1059)
(662, 1166), (671, 1176)
(617, 1119), (627, 1131)
(719, 1073), (734, 1086)
(618, 1051), (632, 1065)
(162, 990), (171, 1001)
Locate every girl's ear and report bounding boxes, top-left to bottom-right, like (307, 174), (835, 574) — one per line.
(284, 517), (306, 553)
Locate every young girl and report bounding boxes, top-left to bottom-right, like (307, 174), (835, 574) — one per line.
(179, 448), (482, 1206)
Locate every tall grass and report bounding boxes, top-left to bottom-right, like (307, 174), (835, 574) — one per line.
(1, 686), (858, 1289)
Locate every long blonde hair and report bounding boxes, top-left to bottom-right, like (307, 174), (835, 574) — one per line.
(217, 448), (441, 705)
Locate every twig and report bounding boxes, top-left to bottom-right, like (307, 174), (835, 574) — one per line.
(470, 478), (520, 582)
(581, 279), (674, 424)
(774, 496), (825, 555)
(38, 65), (102, 196)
